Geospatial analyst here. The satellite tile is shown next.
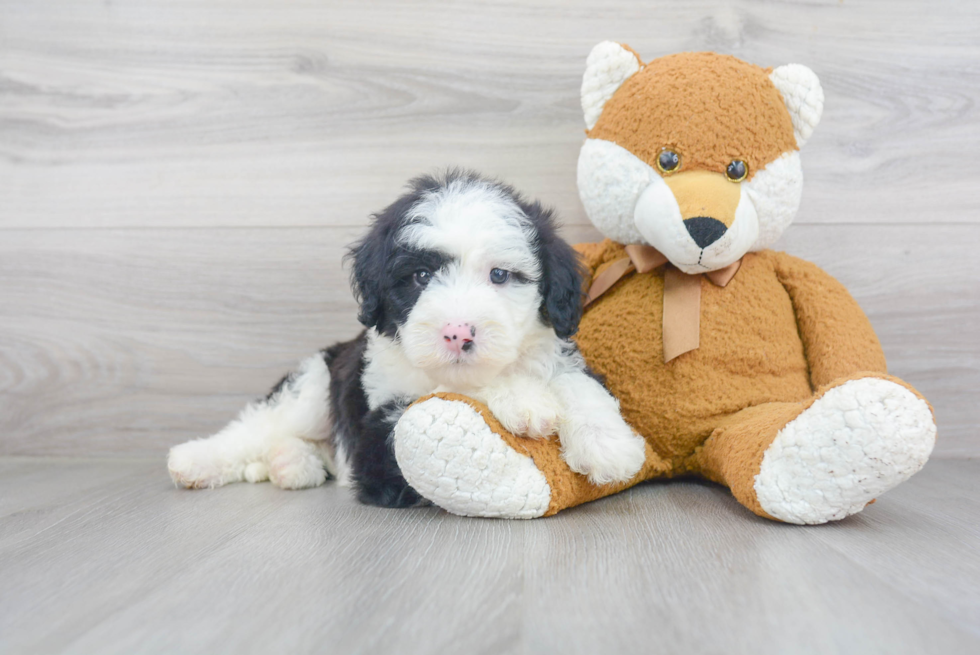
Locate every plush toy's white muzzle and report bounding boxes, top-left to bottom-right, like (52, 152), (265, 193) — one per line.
(633, 173), (760, 273)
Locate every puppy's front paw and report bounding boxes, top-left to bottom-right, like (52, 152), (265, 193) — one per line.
(487, 387), (562, 438)
(560, 417), (646, 485)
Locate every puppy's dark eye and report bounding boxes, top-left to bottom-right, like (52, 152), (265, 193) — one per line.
(489, 268), (510, 285)
(657, 149), (681, 174)
(726, 160), (748, 182)
(414, 270), (431, 286)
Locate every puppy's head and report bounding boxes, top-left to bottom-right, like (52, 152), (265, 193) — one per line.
(348, 170), (583, 386)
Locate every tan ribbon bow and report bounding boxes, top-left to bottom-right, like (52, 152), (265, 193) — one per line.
(584, 244), (741, 362)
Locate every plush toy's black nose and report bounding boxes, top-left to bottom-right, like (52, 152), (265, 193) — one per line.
(683, 216), (728, 249)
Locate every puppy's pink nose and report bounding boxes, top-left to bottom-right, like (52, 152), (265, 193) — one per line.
(441, 322), (476, 355)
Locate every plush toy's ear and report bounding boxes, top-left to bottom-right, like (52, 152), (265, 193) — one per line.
(770, 64), (824, 148)
(581, 41), (642, 130)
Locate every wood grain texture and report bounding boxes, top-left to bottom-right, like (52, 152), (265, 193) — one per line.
(0, 1), (977, 458)
(1, 223), (977, 457)
(1, 0), (979, 229)
(0, 457), (978, 654)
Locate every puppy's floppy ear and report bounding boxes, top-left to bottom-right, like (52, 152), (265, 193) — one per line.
(348, 174), (441, 331)
(346, 201), (403, 331)
(347, 228), (390, 330)
(525, 201), (585, 339)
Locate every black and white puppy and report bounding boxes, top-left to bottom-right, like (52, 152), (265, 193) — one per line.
(168, 171), (646, 507)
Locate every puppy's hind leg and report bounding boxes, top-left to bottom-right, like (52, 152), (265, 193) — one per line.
(168, 353), (333, 490)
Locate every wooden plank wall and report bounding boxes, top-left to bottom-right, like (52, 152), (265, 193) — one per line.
(1, 0), (977, 457)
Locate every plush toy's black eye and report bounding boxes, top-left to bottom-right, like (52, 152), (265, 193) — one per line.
(414, 270), (431, 286)
(489, 268), (510, 285)
(726, 160), (748, 182)
(657, 149), (681, 174)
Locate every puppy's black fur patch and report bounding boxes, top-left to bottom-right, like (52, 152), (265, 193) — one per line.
(323, 333), (424, 508)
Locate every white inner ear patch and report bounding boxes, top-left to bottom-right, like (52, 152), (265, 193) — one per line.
(769, 64), (824, 147)
(581, 41), (642, 130)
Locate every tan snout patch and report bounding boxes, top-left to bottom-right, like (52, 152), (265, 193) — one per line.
(664, 170), (740, 227)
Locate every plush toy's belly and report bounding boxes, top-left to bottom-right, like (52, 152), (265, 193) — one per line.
(575, 253), (812, 463)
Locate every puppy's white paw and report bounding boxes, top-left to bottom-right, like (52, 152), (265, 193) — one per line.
(501, 405), (561, 438)
(488, 390), (562, 438)
(267, 439), (327, 490)
(560, 416), (646, 485)
(168, 439), (236, 489)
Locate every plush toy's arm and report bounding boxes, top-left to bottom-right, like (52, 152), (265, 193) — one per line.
(772, 252), (887, 389)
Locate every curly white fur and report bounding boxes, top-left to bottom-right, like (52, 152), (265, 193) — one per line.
(168, 354), (335, 490)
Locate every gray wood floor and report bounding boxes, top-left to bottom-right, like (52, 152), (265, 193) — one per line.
(1, 457), (978, 655)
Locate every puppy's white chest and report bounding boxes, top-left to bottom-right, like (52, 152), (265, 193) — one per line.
(362, 332), (438, 409)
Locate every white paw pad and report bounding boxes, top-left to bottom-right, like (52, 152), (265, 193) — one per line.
(755, 378), (936, 524)
(393, 399), (551, 519)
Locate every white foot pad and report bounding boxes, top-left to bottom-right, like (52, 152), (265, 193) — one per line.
(755, 378), (936, 524)
(393, 398), (551, 519)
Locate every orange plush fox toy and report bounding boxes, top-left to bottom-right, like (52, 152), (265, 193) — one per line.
(391, 44), (937, 523)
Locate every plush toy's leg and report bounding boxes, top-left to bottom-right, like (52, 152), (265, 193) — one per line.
(393, 393), (668, 518)
(696, 374), (937, 524)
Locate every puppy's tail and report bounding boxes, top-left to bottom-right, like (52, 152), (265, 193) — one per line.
(167, 353), (334, 490)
